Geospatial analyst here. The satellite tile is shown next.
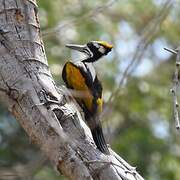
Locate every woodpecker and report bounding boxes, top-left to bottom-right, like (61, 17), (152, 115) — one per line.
(62, 41), (113, 154)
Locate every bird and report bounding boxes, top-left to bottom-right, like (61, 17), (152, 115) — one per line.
(62, 41), (113, 154)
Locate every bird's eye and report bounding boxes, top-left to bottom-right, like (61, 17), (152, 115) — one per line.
(98, 46), (105, 54)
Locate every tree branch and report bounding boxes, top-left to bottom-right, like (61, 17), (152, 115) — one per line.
(165, 47), (180, 130)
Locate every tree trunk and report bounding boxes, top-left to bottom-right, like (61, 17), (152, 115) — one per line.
(0, 0), (144, 179)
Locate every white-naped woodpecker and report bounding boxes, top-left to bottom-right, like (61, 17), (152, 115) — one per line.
(62, 41), (113, 154)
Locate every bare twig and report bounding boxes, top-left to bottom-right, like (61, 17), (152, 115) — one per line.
(167, 47), (180, 130)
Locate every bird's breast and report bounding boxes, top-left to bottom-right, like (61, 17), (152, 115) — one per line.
(65, 62), (94, 111)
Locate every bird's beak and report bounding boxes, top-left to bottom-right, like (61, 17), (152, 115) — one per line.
(66, 44), (92, 57)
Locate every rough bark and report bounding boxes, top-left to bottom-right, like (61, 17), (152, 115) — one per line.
(0, 0), (144, 180)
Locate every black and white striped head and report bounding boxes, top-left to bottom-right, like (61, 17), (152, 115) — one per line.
(66, 41), (113, 62)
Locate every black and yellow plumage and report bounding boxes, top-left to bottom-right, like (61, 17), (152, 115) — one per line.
(62, 41), (113, 154)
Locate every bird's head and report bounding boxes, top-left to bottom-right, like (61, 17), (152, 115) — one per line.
(66, 41), (113, 62)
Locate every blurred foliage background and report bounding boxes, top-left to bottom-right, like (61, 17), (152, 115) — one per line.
(0, 0), (180, 179)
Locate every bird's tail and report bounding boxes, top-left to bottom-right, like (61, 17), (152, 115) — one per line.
(83, 107), (109, 154)
(91, 124), (109, 154)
